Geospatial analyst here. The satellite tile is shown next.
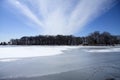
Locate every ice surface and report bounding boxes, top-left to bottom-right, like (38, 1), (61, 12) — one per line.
(0, 46), (120, 80)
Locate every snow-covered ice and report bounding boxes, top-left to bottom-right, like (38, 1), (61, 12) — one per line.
(0, 46), (120, 80)
(0, 46), (120, 62)
(0, 46), (79, 62)
(84, 47), (120, 53)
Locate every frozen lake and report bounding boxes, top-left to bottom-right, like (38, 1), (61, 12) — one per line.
(0, 46), (120, 80)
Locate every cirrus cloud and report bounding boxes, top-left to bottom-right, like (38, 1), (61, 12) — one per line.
(6, 0), (118, 35)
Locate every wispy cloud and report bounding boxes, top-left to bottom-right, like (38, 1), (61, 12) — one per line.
(6, 0), (118, 35)
(7, 0), (44, 28)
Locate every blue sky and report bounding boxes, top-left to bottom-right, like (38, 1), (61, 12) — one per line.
(0, 0), (120, 42)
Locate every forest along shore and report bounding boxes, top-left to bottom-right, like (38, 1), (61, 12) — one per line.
(0, 31), (120, 46)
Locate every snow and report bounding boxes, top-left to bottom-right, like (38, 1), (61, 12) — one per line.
(0, 59), (18, 62)
(0, 46), (120, 62)
(85, 47), (120, 53)
(0, 46), (120, 79)
(0, 46), (79, 62)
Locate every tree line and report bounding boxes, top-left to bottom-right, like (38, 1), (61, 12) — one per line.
(9, 35), (82, 45)
(0, 31), (120, 46)
(86, 31), (120, 45)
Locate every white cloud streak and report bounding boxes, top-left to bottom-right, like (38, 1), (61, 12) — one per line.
(6, 0), (118, 35)
(7, 0), (44, 28)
